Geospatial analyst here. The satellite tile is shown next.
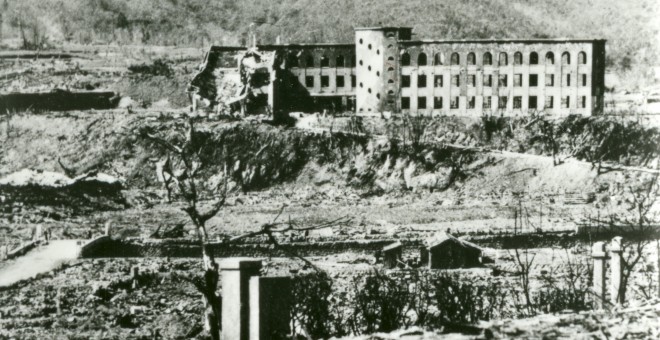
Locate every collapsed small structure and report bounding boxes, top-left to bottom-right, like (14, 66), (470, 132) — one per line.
(382, 241), (403, 269)
(421, 232), (482, 269)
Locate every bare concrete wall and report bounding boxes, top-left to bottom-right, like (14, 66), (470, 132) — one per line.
(271, 44), (357, 113)
(396, 40), (604, 116)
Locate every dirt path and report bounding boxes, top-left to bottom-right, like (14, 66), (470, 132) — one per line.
(0, 240), (81, 287)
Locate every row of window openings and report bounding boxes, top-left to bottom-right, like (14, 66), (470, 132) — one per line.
(290, 55), (355, 68)
(304, 75), (357, 88)
(401, 96), (587, 110)
(401, 74), (587, 88)
(288, 50), (588, 69)
(401, 51), (587, 67)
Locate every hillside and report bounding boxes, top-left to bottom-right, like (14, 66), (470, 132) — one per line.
(1, 111), (657, 245)
(1, 0), (658, 81)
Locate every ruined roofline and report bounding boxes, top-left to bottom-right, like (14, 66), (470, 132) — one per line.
(400, 38), (607, 45)
(209, 43), (355, 52)
(209, 46), (248, 52)
(257, 43), (355, 49)
(354, 26), (413, 31)
(208, 39), (606, 52)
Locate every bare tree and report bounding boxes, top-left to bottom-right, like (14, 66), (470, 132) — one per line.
(616, 175), (659, 302)
(144, 117), (351, 339)
(144, 117), (226, 339)
(509, 200), (537, 316)
(7, 2), (48, 50)
(530, 115), (562, 166)
(592, 174), (659, 302)
(156, 155), (175, 203)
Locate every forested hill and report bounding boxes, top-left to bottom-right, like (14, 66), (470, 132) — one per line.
(2, 0), (658, 74)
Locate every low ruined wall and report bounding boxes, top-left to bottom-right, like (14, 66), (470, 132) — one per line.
(79, 231), (619, 259)
(0, 91), (119, 112)
(79, 235), (111, 257)
(6, 241), (39, 259)
(81, 239), (409, 258)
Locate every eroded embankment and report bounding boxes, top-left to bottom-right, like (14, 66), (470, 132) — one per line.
(307, 114), (660, 169)
(1, 112), (657, 219)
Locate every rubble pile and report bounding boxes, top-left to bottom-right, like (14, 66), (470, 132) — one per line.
(0, 169), (127, 216)
(0, 258), (204, 339)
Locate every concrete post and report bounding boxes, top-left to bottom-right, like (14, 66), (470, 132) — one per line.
(220, 258), (262, 340)
(249, 277), (292, 340)
(657, 240), (660, 298)
(56, 287), (63, 315)
(0, 245), (7, 260)
(104, 221), (111, 237)
(591, 241), (607, 308)
(131, 266), (140, 289)
(610, 236), (624, 305)
(131, 266), (140, 278)
(34, 225), (43, 241)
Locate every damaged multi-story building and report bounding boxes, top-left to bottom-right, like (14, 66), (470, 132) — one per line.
(189, 27), (606, 119)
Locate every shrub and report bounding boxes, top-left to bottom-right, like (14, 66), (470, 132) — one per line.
(291, 272), (335, 339)
(349, 270), (410, 334)
(128, 59), (174, 78)
(534, 286), (590, 313)
(405, 270), (436, 327)
(534, 251), (592, 313)
(432, 273), (508, 324)
(479, 115), (513, 142)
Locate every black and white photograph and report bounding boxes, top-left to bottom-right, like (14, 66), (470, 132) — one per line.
(1, 1), (660, 339)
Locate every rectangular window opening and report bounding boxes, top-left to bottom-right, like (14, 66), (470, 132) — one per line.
(545, 96), (554, 109)
(468, 96), (475, 109)
(401, 76), (410, 87)
(434, 75), (443, 87)
(513, 96), (522, 109)
(498, 96), (508, 109)
(529, 74), (538, 87)
(451, 96), (459, 109)
(483, 74), (492, 87)
(336, 75), (345, 87)
(305, 76), (314, 88)
(402, 75), (411, 88)
(418, 75), (427, 88)
(529, 96), (537, 109)
(321, 75), (329, 87)
(418, 96), (427, 109)
(434, 97), (443, 109)
(545, 74), (554, 87)
(483, 96), (492, 109)
(498, 74), (508, 87)
(452, 75), (460, 87)
(401, 97), (410, 109)
(468, 74), (476, 87)
(514, 74), (522, 87)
